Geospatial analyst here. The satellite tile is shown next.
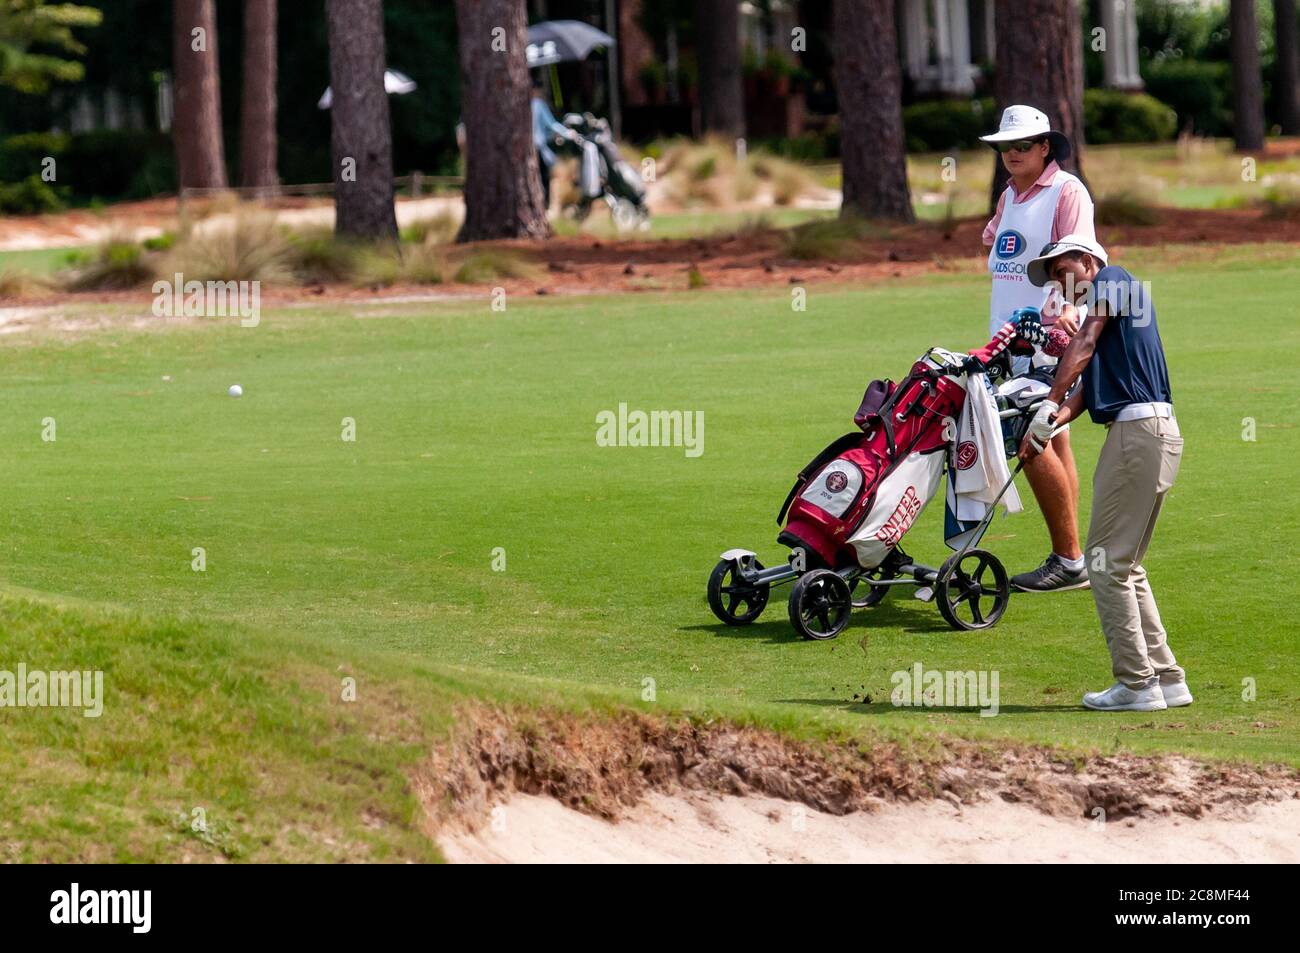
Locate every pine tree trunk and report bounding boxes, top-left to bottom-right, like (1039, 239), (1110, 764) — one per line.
(1274, 0), (1300, 135)
(697, 0), (744, 138)
(240, 0), (278, 194)
(989, 0), (1087, 209)
(172, 0), (228, 191)
(1230, 0), (1266, 150)
(326, 0), (398, 242)
(454, 0), (550, 241)
(832, 0), (914, 222)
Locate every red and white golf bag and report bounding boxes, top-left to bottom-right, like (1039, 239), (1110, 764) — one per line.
(777, 353), (966, 571)
(775, 318), (1048, 572)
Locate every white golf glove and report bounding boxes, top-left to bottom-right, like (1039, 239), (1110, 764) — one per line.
(1027, 400), (1059, 451)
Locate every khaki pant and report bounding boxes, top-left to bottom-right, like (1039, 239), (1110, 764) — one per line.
(1086, 415), (1184, 688)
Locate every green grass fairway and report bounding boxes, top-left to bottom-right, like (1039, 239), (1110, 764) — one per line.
(0, 246), (86, 275)
(2, 244), (1298, 857)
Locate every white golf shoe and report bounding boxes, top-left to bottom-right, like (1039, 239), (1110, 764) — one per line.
(1160, 680), (1194, 708)
(1082, 682), (1167, 712)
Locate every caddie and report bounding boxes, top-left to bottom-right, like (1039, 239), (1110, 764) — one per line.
(1017, 235), (1188, 712)
(980, 104), (1098, 594)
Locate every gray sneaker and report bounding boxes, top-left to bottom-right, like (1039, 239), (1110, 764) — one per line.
(1011, 553), (1090, 593)
(1083, 681), (1167, 712)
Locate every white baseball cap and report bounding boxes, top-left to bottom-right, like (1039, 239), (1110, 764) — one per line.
(980, 104), (1073, 161)
(1026, 233), (1109, 287)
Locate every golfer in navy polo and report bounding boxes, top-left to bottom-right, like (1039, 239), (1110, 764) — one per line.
(1017, 235), (1188, 712)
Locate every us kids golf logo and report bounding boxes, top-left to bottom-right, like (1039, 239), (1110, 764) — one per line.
(595, 403), (704, 458)
(994, 230), (1025, 259)
(891, 663), (1000, 718)
(152, 272), (260, 327)
(0, 664), (104, 718)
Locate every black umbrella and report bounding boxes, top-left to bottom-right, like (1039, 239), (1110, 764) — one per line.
(526, 19), (615, 68)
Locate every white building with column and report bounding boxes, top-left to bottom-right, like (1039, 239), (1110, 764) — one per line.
(895, 0), (1143, 95)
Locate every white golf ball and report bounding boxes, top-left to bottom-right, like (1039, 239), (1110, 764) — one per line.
(228, 384), (243, 398)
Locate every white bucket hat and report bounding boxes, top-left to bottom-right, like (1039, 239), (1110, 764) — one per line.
(1026, 233), (1109, 287)
(980, 104), (1073, 161)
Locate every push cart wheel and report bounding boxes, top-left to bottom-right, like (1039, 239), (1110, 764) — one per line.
(850, 565), (895, 609)
(935, 548), (1010, 631)
(707, 557), (770, 625)
(611, 198), (641, 232)
(788, 569), (853, 641)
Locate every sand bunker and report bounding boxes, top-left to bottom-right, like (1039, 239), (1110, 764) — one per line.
(420, 705), (1300, 864)
(441, 790), (1300, 864)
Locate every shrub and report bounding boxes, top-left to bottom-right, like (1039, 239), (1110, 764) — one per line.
(62, 131), (176, 201)
(399, 211), (458, 245)
(142, 232), (176, 252)
(732, 162), (759, 202)
(0, 175), (66, 214)
(1259, 184), (1300, 220)
(0, 268), (52, 300)
(749, 154), (816, 206)
(689, 153), (718, 181)
(770, 163), (814, 206)
(1142, 60), (1231, 136)
(451, 250), (535, 284)
(0, 132), (69, 182)
(0, 131), (174, 202)
(1095, 191), (1164, 226)
(400, 244), (444, 284)
(63, 233), (156, 291)
(781, 216), (891, 260)
(351, 248), (402, 288)
(748, 131), (833, 162)
(902, 98), (995, 153)
(162, 212), (292, 284)
(1083, 90), (1177, 145)
(285, 230), (362, 284)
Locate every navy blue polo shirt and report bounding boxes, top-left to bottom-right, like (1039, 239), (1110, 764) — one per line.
(1082, 265), (1172, 424)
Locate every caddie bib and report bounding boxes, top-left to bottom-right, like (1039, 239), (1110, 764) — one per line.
(987, 171), (1080, 336)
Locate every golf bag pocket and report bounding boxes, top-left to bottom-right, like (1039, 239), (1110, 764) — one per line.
(847, 449), (945, 569)
(854, 379), (894, 431)
(797, 459), (864, 520)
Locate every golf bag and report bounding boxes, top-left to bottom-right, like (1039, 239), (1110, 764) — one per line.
(776, 315), (1057, 573)
(559, 112), (650, 229)
(777, 355), (965, 572)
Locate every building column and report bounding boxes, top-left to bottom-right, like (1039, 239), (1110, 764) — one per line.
(1121, 0), (1142, 88)
(1101, 0), (1143, 90)
(900, 0), (929, 86)
(935, 0), (974, 94)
